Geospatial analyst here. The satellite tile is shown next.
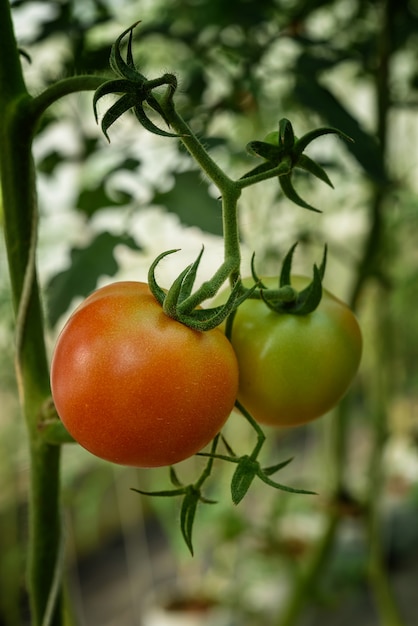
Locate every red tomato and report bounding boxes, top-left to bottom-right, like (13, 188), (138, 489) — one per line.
(50, 282), (239, 467)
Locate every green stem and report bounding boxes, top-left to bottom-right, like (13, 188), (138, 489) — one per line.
(366, 289), (405, 626)
(30, 75), (109, 122)
(235, 400), (266, 457)
(235, 162), (290, 190)
(161, 107), (294, 298)
(162, 106), (244, 295)
(0, 27), (63, 626)
(0, 4), (110, 625)
(164, 107), (233, 193)
(275, 512), (339, 626)
(351, 2), (404, 623)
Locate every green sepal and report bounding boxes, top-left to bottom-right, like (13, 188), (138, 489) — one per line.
(93, 79), (134, 122)
(243, 118), (352, 212)
(148, 249), (180, 306)
(134, 101), (179, 138)
(279, 172), (322, 213)
(220, 434), (237, 458)
(278, 118), (295, 150)
(260, 264), (323, 315)
(144, 90), (173, 130)
(291, 264), (323, 315)
(262, 457), (294, 477)
(246, 140), (282, 160)
(180, 488), (200, 555)
(162, 264), (194, 318)
(229, 453), (315, 503)
(131, 486), (186, 498)
(294, 126), (353, 157)
(240, 160), (279, 180)
(250, 253), (267, 290)
(169, 465), (183, 488)
(109, 22), (143, 81)
(257, 473), (316, 496)
(93, 22), (179, 141)
(178, 247), (205, 304)
(177, 281), (253, 331)
(148, 248), (256, 331)
(125, 24), (137, 69)
(231, 456), (258, 505)
(280, 242), (298, 287)
(296, 154), (334, 188)
(253, 243), (327, 315)
(99, 92), (135, 141)
(318, 244), (328, 280)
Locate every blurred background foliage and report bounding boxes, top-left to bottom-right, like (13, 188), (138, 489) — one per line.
(1, 0), (418, 624)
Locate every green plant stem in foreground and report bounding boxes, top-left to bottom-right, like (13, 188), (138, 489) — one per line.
(0, 2), (112, 624)
(0, 3), (62, 621)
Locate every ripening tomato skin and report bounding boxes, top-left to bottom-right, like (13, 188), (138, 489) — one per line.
(224, 276), (362, 427)
(50, 282), (239, 467)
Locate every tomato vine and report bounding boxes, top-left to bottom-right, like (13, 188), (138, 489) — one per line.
(88, 22), (361, 552)
(0, 5), (365, 623)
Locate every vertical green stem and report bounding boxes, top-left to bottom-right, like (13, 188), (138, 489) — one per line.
(366, 294), (404, 626)
(275, 512), (339, 626)
(356, 1), (404, 623)
(0, 1), (62, 624)
(163, 108), (243, 280)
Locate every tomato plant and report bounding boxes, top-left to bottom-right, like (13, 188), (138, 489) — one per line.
(223, 276), (362, 427)
(50, 281), (239, 467)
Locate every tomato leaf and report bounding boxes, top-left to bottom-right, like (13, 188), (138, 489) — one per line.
(151, 170), (224, 235)
(46, 232), (141, 327)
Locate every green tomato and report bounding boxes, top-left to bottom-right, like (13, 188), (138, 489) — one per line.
(222, 276), (362, 427)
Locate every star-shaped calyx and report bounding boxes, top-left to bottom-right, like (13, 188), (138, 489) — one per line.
(93, 21), (179, 141)
(242, 118), (353, 212)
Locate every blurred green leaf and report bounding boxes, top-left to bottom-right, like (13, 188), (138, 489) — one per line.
(76, 184), (130, 217)
(151, 170), (223, 235)
(75, 157), (141, 217)
(294, 76), (388, 183)
(45, 231), (141, 327)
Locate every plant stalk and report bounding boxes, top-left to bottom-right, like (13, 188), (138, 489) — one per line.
(0, 2), (62, 624)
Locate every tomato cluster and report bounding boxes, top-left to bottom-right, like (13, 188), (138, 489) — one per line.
(50, 277), (362, 467)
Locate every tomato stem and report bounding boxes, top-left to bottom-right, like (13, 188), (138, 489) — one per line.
(234, 400), (266, 457)
(0, 5), (117, 624)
